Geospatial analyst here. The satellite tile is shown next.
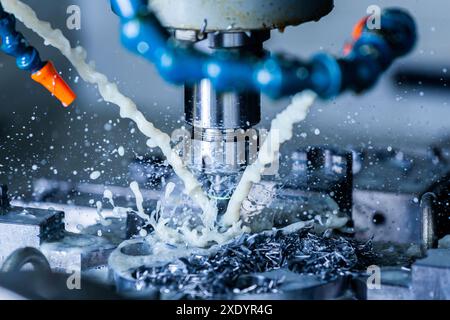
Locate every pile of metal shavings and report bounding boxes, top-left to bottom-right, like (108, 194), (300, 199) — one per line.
(132, 228), (376, 299)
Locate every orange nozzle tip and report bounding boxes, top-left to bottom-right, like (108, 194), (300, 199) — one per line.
(31, 61), (76, 107)
(352, 17), (368, 41)
(344, 17), (369, 55)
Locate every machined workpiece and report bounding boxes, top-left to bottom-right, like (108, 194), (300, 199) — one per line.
(41, 232), (116, 273)
(366, 249), (450, 300)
